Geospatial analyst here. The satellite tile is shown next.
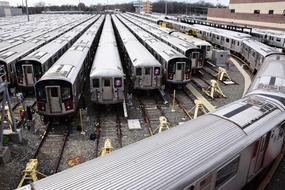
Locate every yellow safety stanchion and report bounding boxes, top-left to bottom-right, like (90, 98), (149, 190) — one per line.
(188, 100), (208, 119)
(171, 90), (176, 112)
(79, 109), (85, 135)
(17, 159), (46, 188)
(202, 80), (226, 99)
(215, 67), (232, 81)
(153, 116), (171, 134)
(100, 139), (113, 156)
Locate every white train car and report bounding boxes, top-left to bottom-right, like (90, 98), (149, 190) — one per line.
(0, 16), (89, 85)
(112, 15), (162, 90)
(117, 14), (191, 84)
(35, 16), (105, 116)
(20, 53), (285, 190)
(124, 14), (204, 70)
(90, 15), (125, 104)
(15, 16), (98, 88)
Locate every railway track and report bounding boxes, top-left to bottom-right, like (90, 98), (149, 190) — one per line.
(33, 121), (69, 175)
(94, 104), (124, 157)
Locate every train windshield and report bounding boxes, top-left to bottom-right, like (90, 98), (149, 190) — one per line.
(37, 87), (46, 101)
(0, 65), (5, 76)
(61, 87), (71, 101)
(192, 52), (200, 59)
(168, 63), (175, 73)
(114, 78), (122, 88)
(154, 67), (160, 76)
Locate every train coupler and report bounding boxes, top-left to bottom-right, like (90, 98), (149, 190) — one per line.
(202, 80), (226, 99)
(17, 159), (46, 188)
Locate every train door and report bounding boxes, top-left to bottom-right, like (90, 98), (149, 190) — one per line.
(46, 86), (62, 113)
(247, 132), (270, 180)
(143, 67), (152, 87)
(102, 78), (113, 100)
(176, 62), (184, 81)
(22, 64), (34, 85)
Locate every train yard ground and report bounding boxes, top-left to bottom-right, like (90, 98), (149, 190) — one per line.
(0, 57), (246, 189)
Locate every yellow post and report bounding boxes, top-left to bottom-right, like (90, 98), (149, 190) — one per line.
(171, 90), (176, 112)
(79, 109), (85, 135)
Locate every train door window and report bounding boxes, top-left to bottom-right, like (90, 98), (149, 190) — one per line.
(226, 38), (230, 43)
(104, 79), (111, 87)
(232, 40), (236, 45)
(237, 42), (240, 46)
(215, 156), (240, 188)
(93, 79), (99, 88)
(192, 52), (199, 59)
(217, 36), (220, 40)
(26, 66), (32, 74)
(268, 10), (274, 15)
(136, 68), (142, 76)
(50, 88), (58, 97)
(145, 68), (151, 75)
(61, 87), (71, 101)
(177, 63), (182, 70)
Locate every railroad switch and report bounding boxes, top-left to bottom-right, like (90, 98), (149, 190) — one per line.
(18, 159), (46, 188)
(100, 139), (113, 156)
(153, 116), (171, 134)
(215, 67), (232, 82)
(202, 80), (226, 99)
(188, 100), (208, 119)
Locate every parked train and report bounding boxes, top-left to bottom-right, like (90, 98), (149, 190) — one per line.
(0, 15), (92, 85)
(35, 16), (105, 116)
(117, 14), (191, 84)
(124, 14), (204, 70)
(112, 15), (162, 90)
(90, 15), (125, 104)
(15, 16), (98, 88)
(127, 12), (213, 60)
(20, 52), (285, 190)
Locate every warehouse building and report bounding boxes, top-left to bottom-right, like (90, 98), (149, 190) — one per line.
(0, 1), (22, 17)
(207, 0), (285, 30)
(133, 0), (152, 14)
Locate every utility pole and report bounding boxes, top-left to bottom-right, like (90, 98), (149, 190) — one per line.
(25, 0), (30, 21)
(165, 1), (168, 16)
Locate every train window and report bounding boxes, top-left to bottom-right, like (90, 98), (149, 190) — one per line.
(62, 87), (71, 101)
(217, 36), (220, 40)
(145, 68), (151, 75)
(230, 9), (235, 13)
(0, 65), (5, 76)
(104, 79), (111, 87)
(192, 52), (199, 59)
(26, 66), (32, 73)
(114, 78), (122, 88)
(237, 42), (240, 46)
(268, 10), (274, 15)
(50, 88), (58, 97)
(154, 67), (160, 76)
(283, 10), (285, 16)
(276, 38), (281, 42)
(93, 79), (99, 88)
(177, 64), (182, 70)
(136, 68), (142, 76)
(37, 88), (46, 101)
(254, 10), (260, 14)
(226, 38), (230, 43)
(207, 46), (211, 51)
(215, 156), (240, 188)
(221, 37), (224, 41)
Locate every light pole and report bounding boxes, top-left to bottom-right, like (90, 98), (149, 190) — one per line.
(25, 0), (30, 21)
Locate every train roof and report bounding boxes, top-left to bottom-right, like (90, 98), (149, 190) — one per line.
(19, 16), (99, 65)
(252, 28), (285, 38)
(23, 110), (283, 190)
(242, 39), (279, 57)
(39, 16), (105, 84)
(118, 15), (188, 63)
(90, 15), (124, 78)
(112, 15), (161, 68)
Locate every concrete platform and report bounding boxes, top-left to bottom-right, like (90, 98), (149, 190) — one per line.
(128, 119), (142, 130)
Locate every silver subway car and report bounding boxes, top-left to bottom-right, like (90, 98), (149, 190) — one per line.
(112, 15), (162, 90)
(118, 14), (191, 84)
(90, 15), (125, 104)
(35, 16), (104, 116)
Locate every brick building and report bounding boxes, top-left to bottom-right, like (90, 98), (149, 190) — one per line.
(207, 0), (285, 30)
(0, 1), (22, 17)
(133, 0), (152, 14)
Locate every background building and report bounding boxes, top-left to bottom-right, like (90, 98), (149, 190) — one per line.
(0, 1), (22, 17)
(207, 0), (285, 30)
(133, 0), (152, 13)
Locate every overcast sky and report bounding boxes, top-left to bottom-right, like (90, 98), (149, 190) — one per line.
(9, 0), (230, 6)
